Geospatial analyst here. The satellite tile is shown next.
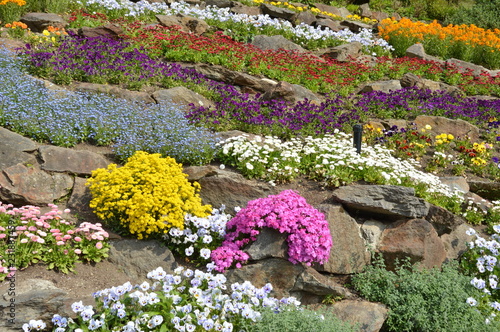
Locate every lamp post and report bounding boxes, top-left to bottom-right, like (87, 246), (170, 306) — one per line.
(353, 124), (362, 154)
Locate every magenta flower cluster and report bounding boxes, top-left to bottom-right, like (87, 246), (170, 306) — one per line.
(211, 190), (332, 272)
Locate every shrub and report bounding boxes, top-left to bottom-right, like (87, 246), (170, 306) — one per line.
(445, 0), (500, 30)
(86, 151), (211, 239)
(241, 306), (357, 332)
(352, 255), (500, 331)
(211, 190), (332, 272)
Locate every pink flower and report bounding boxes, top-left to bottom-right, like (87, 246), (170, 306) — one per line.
(95, 242), (103, 249)
(74, 236), (82, 242)
(74, 249), (82, 254)
(56, 241), (65, 246)
(0, 234), (6, 239)
(63, 235), (72, 240)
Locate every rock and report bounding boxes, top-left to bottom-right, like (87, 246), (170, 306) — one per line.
(319, 41), (363, 61)
(259, 81), (322, 104)
(441, 223), (475, 261)
(328, 300), (388, 332)
(20, 13), (67, 33)
(245, 228), (289, 261)
(0, 164), (73, 206)
(378, 218), (447, 270)
(156, 15), (209, 34)
(360, 219), (387, 250)
(406, 43), (444, 64)
(39, 145), (112, 176)
(206, 0), (231, 8)
(293, 10), (317, 26)
(67, 177), (98, 223)
(446, 58), (495, 77)
(313, 18), (345, 32)
(439, 176), (469, 195)
(71, 82), (155, 104)
(414, 115), (480, 141)
(359, 3), (372, 18)
(230, 2), (262, 16)
(358, 79), (402, 93)
(340, 20), (373, 33)
(225, 258), (303, 299)
(0, 38), (27, 53)
(183, 165), (218, 182)
(77, 24), (124, 39)
(251, 34), (305, 52)
(468, 180), (500, 200)
(0, 128), (38, 170)
(152, 86), (214, 111)
(464, 191), (493, 213)
(0, 279), (69, 332)
(107, 239), (177, 284)
(332, 185), (430, 219)
(313, 4), (350, 18)
(198, 168), (277, 214)
(371, 11), (390, 22)
(260, 3), (297, 22)
(316, 204), (371, 274)
(294, 265), (355, 301)
(425, 204), (466, 236)
(192, 63), (277, 93)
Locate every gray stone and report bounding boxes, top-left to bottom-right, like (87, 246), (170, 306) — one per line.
(293, 10), (317, 26)
(414, 115), (480, 142)
(358, 80), (402, 93)
(332, 185), (430, 219)
(378, 218), (447, 270)
(259, 81), (322, 105)
(360, 219), (387, 249)
(260, 3), (297, 21)
(439, 176), (469, 194)
(251, 34), (305, 52)
(156, 15), (209, 34)
(0, 279), (69, 331)
(0, 164), (73, 206)
(359, 3), (372, 18)
(0, 127), (38, 152)
(39, 145), (111, 176)
(316, 204), (370, 274)
(230, 2), (262, 16)
(67, 177), (98, 223)
(152, 86), (214, 111)
(340, 20), (373, 32)
(314, 19), (344, 32)
(406, 43), (444, 64)
(329, 300), (388, 332)
(245, 228), (289, 261)
(107, 239), (177, 284)
(446, 58), (495, 77)
(20, 13), (67, 33)
(319, 41), (363, 61)
(206, 0), (231, 8)
(441, 223), (475, 261)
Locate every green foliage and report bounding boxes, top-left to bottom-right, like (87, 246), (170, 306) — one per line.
(86, 151), (212, 240)
(445, 0), (500, 30)
(241, 306), (357, 332)
(352, 255), (499, 331)
(25, 0), (73, 14)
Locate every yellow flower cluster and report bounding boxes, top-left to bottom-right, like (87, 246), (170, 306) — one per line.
(0, 0), (25, 6)
(434, 133), (454, 145)
(471, 157), (487, 166)
(379, 18), (500, 52)
(346, 14), (377, 25)
(473, 142), (489, 154)
(86, 151), (211, 239)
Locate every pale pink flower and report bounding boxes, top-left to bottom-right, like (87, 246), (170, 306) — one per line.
(95, 242), (103, 249)
(74, 249), (82, 255)
(0, 234), (6, 239)
(63, 235), (72, 241)
(74, 236), (82, 242)
(63, 209), (70, 214)
(20, 239), (28, 244)
(56, 241), (65, 246)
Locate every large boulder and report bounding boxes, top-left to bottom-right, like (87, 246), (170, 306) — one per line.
(378, 218), (447, 270)
(316, 204), (371, 274)
(414, 115), (480, 142)
(20, 13), (67, 33)
(39, 145), (112, 176)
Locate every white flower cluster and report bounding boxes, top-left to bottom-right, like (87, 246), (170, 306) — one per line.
(163, 206), (232, 262)
(76, 0), (394, 52)
(219, 131), (461, 198)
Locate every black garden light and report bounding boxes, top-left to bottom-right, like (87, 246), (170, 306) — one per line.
(353, 124), (362, 154)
